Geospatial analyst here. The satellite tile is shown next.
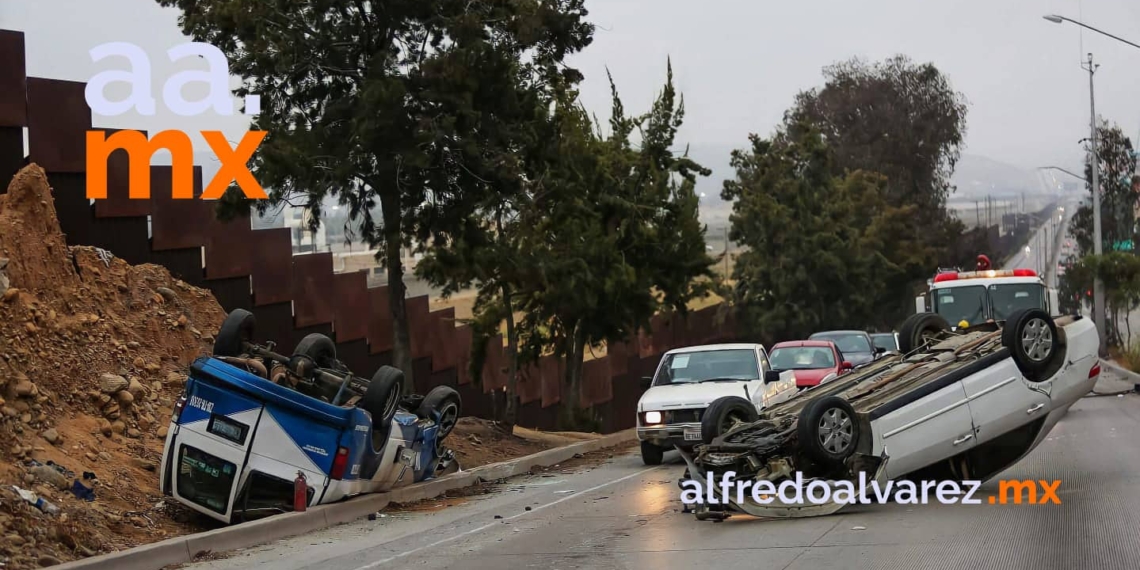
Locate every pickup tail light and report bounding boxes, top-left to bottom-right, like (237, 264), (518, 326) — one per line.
(1089, 362), (1101, 379)
(330, 447), (350, 480)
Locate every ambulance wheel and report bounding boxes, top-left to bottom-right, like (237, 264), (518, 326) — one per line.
(898, 312), (951, 355)
(360, 366), (405, 432)
(416, 386), (462, 440)
(292, 333), (338, 369)
(214, 309), (255, 357)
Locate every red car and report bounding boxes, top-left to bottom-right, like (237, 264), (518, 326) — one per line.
(768, 340), (854, 389)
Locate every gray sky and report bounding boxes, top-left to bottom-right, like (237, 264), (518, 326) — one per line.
(4, 0), (1140, 197)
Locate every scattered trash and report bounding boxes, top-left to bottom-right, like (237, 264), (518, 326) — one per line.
(70, 480), (96, 502)
(852, 526), (866, 531)
(12, 486), (60, 515)
(368, 513), (377, 521)
(572, 453), (584, 459)
(493, 515), (503, 519)
(83, 471), (98, 482)
(524, 506), (532, 511)
(554, 490), (576, 494)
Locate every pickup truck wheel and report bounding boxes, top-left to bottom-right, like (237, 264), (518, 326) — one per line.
(1002, 308), (1059, 382)
(700, 396), (759, 445)
(416, 386), (462, 440)
(214, 309), (255, 357)
(898, 312), (951, 354)
(360, 366), (405, 442)
(292, 333), (337, 369)
(798, 396), (859, 466)
(640, 441), (664, 466)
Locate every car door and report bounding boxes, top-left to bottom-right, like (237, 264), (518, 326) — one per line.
(960, 357), (1050, 446)
(872, 379), (978, 479)
(757, 347), (797, 406)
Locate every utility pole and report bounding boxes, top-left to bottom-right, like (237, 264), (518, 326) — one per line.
(1085, 52), (1106, 353)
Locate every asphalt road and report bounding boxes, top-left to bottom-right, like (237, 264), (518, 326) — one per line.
(188, 369), (1140, 570)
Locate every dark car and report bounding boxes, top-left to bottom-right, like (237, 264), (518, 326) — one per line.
(768, 340), (854, 388)
(807, 330), (882, 366)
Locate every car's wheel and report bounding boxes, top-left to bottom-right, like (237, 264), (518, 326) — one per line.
(1002, 308), (1060, 382)
(292, 333), (338, 368)
(359, 366), (405, 449)
(898, 312), (951, 354)
(797, 396), (860, 467)
(416, 386), (462, 440)
(700, 396), (759, 445)
(214, 309), (255, 357)
(640, 440), (665, 466)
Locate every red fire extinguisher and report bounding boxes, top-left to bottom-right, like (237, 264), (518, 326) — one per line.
(294, 471), (308, 512)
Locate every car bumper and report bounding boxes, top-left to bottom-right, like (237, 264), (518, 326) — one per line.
(637, 423), (702, 449)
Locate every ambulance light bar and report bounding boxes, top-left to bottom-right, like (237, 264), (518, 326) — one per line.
(933, 269), (1037, 283)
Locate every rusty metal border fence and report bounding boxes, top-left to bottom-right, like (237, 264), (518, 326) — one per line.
(0, 29), (738, 433)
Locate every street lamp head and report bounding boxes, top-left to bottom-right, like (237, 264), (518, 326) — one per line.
(1043, 14), (1064, 24)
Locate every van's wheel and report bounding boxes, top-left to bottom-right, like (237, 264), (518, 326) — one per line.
(292, 333), (337, 368)
(214, 309), (255, 357)
(1002, 308), (1059, 382)
(640, 441), (665, 466)
(416, 386), (462, 440)
(359, 366), (405, 448)
(700, 396), (759, 445)
(898, 312), (951, 354)
(798, 396), (859, 467)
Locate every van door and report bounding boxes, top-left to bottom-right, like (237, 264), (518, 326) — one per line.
(960, 358), (1050, 446)
(871, 380), (978, 479)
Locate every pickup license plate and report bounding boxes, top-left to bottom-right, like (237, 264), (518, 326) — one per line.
(683, 428), (701, 441)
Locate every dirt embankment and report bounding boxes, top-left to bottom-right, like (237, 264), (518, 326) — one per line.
(0, 165), (226, 568)
(0, 164), (603, 569)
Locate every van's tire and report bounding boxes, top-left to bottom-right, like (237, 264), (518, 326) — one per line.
(359, 366), (405, 442)
(1002, 308), (1059, 382)
(798, 396), (859, 467)
(898, 312), (951, 355)
(700, 396), (759, 445)
(292, 333), (338, 368)
(214, 309), (255, 357)
(640, 441), (665, 466)
(416, 386), (462, 440)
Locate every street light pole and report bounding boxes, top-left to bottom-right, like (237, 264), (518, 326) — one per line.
(1086, 53), (1107, 353)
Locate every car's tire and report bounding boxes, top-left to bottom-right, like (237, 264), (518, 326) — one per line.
(214, 309), (255, 357)
(358, 366), (405, 447)
(1002, 308), (1060, 382)
(797, 395), (860, 467)
(292, 333), (338, 368)
(416, 386), (462, 440)
(898, 312), (951, 355)
(700, 396), (760, 445)
(640, 440), (665, 466)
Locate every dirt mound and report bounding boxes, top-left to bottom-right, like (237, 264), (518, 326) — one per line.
(0, 165), (227, 568)
(449, 417), (603, 469)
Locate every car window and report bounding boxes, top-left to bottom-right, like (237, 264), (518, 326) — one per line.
(810, 333), (871, 354)
(989, 283), (1046, 321)
(871, 334), (897, 352)
(653, 349), (760, 385)
(933, 285), (986, 327)
(770, 347), (837, 370)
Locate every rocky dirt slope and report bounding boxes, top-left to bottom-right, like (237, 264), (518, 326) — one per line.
(0, 165), (226, 568)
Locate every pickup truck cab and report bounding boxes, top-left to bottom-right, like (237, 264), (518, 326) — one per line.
(635, 343), (797, 465)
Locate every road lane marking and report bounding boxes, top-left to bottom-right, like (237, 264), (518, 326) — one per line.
(352, 465), (661, 569)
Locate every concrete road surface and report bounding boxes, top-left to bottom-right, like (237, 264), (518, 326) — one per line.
(187, 369), (1140, 570)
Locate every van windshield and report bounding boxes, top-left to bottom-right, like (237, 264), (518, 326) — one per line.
(653, 349), (759, 385)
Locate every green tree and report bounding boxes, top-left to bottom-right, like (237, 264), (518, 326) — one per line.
(516, 65), (715, 429)
(158, 0), (594, 387)
(785, 55), (969, 324)
(1070, 122), (1138, 256)
(724, 121), (920, 342)
(1058, 252), (1140, 346)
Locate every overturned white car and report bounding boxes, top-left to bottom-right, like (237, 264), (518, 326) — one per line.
(678, 309), (1100, 520)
